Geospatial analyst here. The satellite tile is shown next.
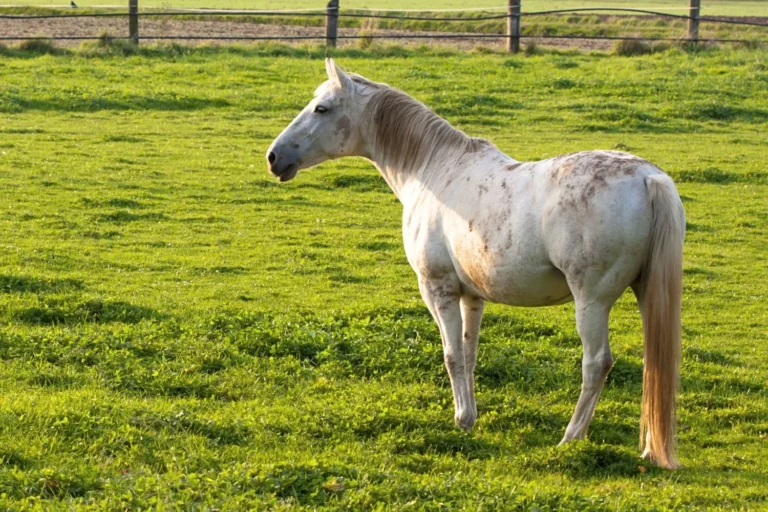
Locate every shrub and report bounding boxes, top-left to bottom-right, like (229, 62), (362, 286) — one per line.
(17, 38), (59, 55)
(98, 30), (114, 47)
(357, 18), (377, 50)
(357, 30), (374, 50)
(614, 39), (652, 56)
(524, 40), (539, 56)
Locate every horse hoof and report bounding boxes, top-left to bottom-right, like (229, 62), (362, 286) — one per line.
(454, 412), (476, 431)
(558, 428), (585, 445)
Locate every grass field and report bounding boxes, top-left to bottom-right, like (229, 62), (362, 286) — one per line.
(0, 0), (766, 16)
(0, 43), (767, 509)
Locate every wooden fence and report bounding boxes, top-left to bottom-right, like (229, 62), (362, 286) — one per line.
(1, 0), (765, 51)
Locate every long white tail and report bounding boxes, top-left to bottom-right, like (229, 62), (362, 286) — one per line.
(638, 174), (685, 469)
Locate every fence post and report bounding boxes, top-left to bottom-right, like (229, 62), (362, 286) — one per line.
(688, 0), (700, 43)
(129, 0), (139, 45)
(507, 0), (521, 53)
(326, 0), (339, 48)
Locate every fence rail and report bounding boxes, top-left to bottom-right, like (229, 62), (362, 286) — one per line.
(0, 0), (765, 52)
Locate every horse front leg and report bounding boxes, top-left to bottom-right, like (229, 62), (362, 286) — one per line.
(460, 295), (484, 429)
(418, 275), (475, 431)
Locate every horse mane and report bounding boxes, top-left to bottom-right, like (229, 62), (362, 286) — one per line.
(356, 76), (489, 173)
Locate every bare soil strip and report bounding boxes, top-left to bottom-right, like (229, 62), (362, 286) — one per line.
(0, 17), (621, 51)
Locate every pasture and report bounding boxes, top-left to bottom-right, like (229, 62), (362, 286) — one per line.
(0, 44), (767, 509)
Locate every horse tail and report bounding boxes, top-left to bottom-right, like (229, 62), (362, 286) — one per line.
(638, 173), (685, 470)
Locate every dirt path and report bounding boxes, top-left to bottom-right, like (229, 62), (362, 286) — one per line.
(0, 16), (618, 51)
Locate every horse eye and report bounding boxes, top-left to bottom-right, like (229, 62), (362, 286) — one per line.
(314, 105), (328, 114)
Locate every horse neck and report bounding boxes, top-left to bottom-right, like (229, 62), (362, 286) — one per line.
(366, 159), (420, 203)
(359, 91), (483, 203)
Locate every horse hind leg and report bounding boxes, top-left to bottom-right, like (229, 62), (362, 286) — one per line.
(559, 298), (615, 445)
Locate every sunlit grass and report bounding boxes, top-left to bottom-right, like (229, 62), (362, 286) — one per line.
(0, 44), (766, 509)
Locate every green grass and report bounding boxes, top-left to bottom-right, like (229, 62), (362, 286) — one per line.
(1, 0), (767, 16)
(0, 43), (767, 509)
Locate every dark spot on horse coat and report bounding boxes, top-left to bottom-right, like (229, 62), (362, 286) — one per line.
(505, 230), (513, 249)
(334, 116), (352, 142)
(501, 180), (507, 189)
(505, 163), (522, 171)
(580, 184), (598, 206)
(430, 281), (459, 311)
(551, 152), (649, 215)
(468, 220), (474, 232)
(551, 151), (646, 185)
(444, 354), (461, 371)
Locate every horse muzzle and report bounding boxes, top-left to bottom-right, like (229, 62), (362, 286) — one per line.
(266, 147), (300, 182)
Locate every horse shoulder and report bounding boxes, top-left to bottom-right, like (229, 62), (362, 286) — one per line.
(401, 189), (454, 278)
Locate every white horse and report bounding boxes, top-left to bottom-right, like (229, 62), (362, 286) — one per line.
(267, 59), (685, 469)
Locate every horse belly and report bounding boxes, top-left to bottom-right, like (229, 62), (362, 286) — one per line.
(454, 248), (572, 307)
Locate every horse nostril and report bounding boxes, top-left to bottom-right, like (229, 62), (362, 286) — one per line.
(268, 152), (276, 165)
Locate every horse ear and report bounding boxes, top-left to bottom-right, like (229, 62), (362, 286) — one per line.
(326, 58), (353, 91)
(325, 58), (337, 82)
